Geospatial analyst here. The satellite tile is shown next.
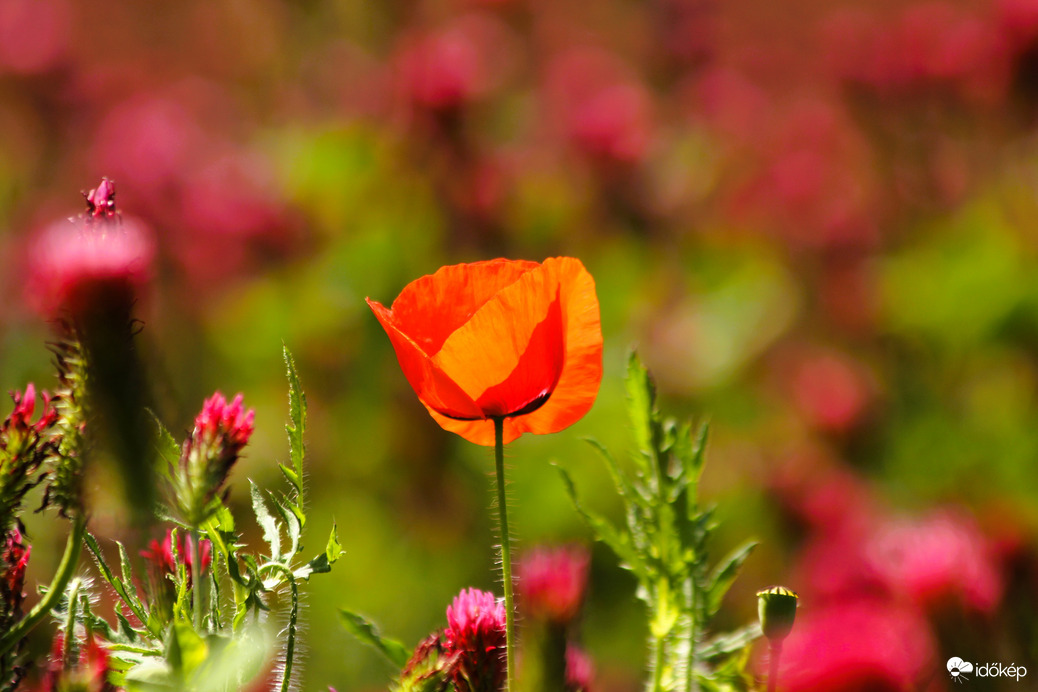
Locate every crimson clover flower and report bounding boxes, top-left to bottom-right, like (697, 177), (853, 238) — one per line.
(174, 392), (255, 527)
(0, 385), (58, 531)
(444, 588), (507, 692)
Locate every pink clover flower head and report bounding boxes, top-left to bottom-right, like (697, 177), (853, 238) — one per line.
(1, 385), (58, 527)
(518, 545), (590, 624)
(866, 510), (1002, 613)
(444, 587), (507, 692)
(1, 525), (30, 626)
(193, 392), (255, 452)
(565, 645), (594, 692)
(177, 392), (254, 525)
(28, 178), (154, 320)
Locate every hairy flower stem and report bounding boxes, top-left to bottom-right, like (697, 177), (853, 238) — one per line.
(767, 642), (782, 692)
(0, 515), (86, 657)
(260, 563), (299, 692)
(63, 578), (81, 668)
(493, 417), (515, 692)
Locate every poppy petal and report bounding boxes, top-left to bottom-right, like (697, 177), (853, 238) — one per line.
(432, 262), (564, 406)
(428, 257), (602, 445)
(367, 298), (485, 420)
(506, 257), (602, 437)
(474, 290), (564, 418)
(389, 259), (537, 356)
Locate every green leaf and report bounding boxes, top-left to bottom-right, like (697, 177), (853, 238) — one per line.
(165, 622), (209, 679)
(705, 541), (757, 619)
(340, 609), (410, 668)
(149, 410), (182, 482)
(283, 345), (307, 501)
(250, 482), (281, 563)
(86, 535), (152, 634)
(295, 523), (343, 580)
(626, 351), (657, 456)
(698, 624), (762, 663)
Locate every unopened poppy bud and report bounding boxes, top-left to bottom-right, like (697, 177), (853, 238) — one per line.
(757, 586), (798, 643)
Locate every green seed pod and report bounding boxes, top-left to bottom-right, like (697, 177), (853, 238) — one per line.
(757, 586), (799, 643)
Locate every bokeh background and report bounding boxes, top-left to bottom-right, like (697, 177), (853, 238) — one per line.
(4, 0), (1038, 689)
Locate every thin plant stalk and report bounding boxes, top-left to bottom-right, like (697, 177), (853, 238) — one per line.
(493, 417), (516, 692)
(0, 515), (87, 657)
(191, 528), (203, 631)
(767, 642), (782, 692)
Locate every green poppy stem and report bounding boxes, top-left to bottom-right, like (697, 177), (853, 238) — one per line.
(493, 416), (516, 692)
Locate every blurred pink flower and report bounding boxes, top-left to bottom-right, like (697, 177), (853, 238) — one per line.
(866, 511), (1003, 614)
(545, 47), (654, 165)
(518, 545), (590, 624)
(444, 587), (507, 692)
(0, 0), (70, 75)
(27, 180), (154, 320)
(397, 22), (487, 112)
(565, 644), (594, 692)
(775, 597), (936, 692)
(788, 349), (872, 433)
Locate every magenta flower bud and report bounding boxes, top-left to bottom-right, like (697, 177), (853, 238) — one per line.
(444, 588), (507, 692)
(518, 545), (590, 624)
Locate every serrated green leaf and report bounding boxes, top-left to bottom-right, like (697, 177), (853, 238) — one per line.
(149, 410), (182, 482)
(626, 351), (657, 456)
(283, 345), (307, 500)
(705, 541), (757, 619)
(263, 487), (301, 558)
(340, 609), (410, 668)
(250, 482), (281, 562)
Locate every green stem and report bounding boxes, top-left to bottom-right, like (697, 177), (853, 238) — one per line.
(686, 577), (699, 692)
(191, 528), (203, 631)
(63, 578), (81, 668)
(0, 515), (86, 657)
(651, 631), (666, 692)
(493, 417), (516, 692)
(259, 563), (298, 692)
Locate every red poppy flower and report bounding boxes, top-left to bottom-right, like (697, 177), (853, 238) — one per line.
(367, 257), (602, 446)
